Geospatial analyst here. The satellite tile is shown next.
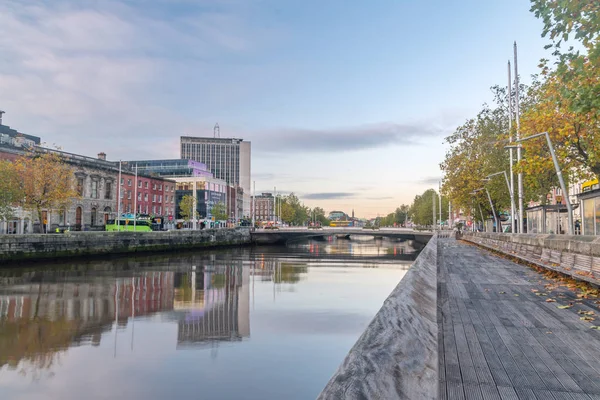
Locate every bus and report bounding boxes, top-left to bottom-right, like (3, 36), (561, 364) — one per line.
(105, 219), (153, 232)
(329, 220), (354, 227)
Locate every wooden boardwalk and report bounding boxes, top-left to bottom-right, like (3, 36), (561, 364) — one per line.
(439, 238), (600, 400)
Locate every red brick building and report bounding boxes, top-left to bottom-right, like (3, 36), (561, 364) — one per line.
(117, 170), (176, 218)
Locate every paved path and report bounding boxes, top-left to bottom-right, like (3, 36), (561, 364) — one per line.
(439, 238), (600, 400)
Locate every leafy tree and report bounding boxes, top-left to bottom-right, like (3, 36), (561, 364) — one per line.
(13, 151), (79, 226)
(280, 193), (309, 225)
(0, 161), (23, 220)
(211, 202), (228, 221)
(530, 0), (600, 116)
(520, 70), (600, 182)
(409, 189), (449, 226)
(179, 194), (195, 220)
(310, 206), (330, 226)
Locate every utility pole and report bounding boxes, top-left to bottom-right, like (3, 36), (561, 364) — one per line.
(438, 182), (442, 230)
(508, 60), (516, 233)
(432, 190), (436, 231)
(514, 42), (524, 234)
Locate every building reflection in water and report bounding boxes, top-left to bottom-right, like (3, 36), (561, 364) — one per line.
(173, 264), (250, 348)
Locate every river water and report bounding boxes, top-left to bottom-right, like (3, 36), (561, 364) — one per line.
(0, 237), (421, 400)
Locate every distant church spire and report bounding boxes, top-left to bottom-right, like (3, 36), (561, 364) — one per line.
(352, 209), (354, 219)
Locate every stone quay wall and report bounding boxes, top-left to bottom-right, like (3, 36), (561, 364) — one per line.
(317, 232), (448, 400)
(462, 232), (600, 286)
(0, 228), (251, 264)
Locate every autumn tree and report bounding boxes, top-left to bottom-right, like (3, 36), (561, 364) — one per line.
(509, 1), (600, 189)
(13, 151), (79, 226)
(280, 193), (309, 226)
(178, 194), (195, 220)
(0, 160), (23, 220)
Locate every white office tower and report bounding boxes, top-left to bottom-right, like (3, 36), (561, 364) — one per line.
(180, 136), (251, 217)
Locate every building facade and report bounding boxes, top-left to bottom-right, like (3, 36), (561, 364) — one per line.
(180, 136), (251, 216)
(171, 176), (228, 221)
(252, 193), (275, 222)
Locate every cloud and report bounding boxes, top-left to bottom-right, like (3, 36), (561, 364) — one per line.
(252, 122), (446, 154)
(418, 177), (442, 185)
(303, 192), (355, 200)
(0, 0), (278, 160)
(365, 196), (394, 200)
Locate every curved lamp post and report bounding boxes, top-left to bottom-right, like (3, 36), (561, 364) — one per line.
(487, 171), (515, 233)
(509, 132), (574, 235)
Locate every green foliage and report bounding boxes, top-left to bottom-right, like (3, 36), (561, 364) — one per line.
(379, 205), (410, 227)
(0, 161), (22, 220)
(409, 189), (449, 226)
(310, 206), (330, 226)
(179, 194), (195, 220)
(211, 202), (228, 221)
(280, 193), (309, 225)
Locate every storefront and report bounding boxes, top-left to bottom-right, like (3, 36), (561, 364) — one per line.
(578, 188), (600, 236)
(526, 204), (569, 234)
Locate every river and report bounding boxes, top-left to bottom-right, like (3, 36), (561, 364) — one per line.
(0, 237), (421, 400)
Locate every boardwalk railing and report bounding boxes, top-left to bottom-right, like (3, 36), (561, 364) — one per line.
(317, 234), (441, 399)
(463, 232), (600, 286)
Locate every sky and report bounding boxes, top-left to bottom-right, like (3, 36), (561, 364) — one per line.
(0, 0), (552, 218)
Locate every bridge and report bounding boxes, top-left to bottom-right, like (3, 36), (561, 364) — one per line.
(250, 227), (433, 245)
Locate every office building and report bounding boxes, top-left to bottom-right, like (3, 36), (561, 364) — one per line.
(180, 136), (251, 216)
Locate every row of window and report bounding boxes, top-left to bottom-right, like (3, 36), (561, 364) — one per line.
(119, 191), (175, 203)
(120, 203), (171, 216)
(77, 178), (113, 200)
(119, 178), (175, 192)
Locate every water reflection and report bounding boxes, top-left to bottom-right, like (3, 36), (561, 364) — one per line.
(0, 238), (419, 399)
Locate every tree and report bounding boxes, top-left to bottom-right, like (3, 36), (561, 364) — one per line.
(409, 189), (449, 226)
(211, 202), (228, 221)
(520, 70), (600, 182)
(179, 194), (195, 220)
(13, 151), (79, 226)
(530, 0), (600, 116)
(310, 206), (330, 226)
(280, 193), (309, 226)
(0, 161), (23, 220)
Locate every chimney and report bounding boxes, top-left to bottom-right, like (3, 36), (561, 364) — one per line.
(0, 110), (4, 125)
(98, 152), (106, 160)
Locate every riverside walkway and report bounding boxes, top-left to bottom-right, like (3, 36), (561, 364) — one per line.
(439, 238), (600, 400)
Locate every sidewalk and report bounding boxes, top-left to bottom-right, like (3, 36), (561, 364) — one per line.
(439, 239), (600, 400)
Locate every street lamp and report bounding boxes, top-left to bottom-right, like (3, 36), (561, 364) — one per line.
(486, 171), (515, 233)
(472, 188), (500, 233)
(509, 132), (574, 235)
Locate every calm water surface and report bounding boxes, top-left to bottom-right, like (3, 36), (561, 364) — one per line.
(0, 238), (421, 400)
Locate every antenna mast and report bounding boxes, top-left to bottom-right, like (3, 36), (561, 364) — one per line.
(214, 123), (220, 138)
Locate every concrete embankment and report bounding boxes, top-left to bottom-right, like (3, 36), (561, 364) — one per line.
(462, 232), (600, 285)
(317, 233), (444, 400)
(0, 228), (251, 264)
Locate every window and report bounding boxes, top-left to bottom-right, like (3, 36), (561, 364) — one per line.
(105, 182), (112, 199)
(138, 180), (142, 188)
(137, 193), (141, 201)
(120, 178), (124, 185)
(127, 179), (132, 187)
(152, 194), (156, 203)
(159, 184), (162, 191)
(91, 208), (97, 226)
(120, 190), (124, 199)
(153, 183), (157, 190)
(583, 198), (595, 235)
(158, 206), (162, 215)
(152, 205), (156, 214)
(159, 195), (162, 203)
(144, 193), (148, 201)
(91, 180), (98, 199)
(145, 182), (148, 189)
(127, 190), (131, 200)
(77, 177), (85, 196)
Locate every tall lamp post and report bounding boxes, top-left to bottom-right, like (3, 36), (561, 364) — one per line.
(510, 132), (574, 235)
(472, 188), (500, 233)
(486, 171), (515, 233)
